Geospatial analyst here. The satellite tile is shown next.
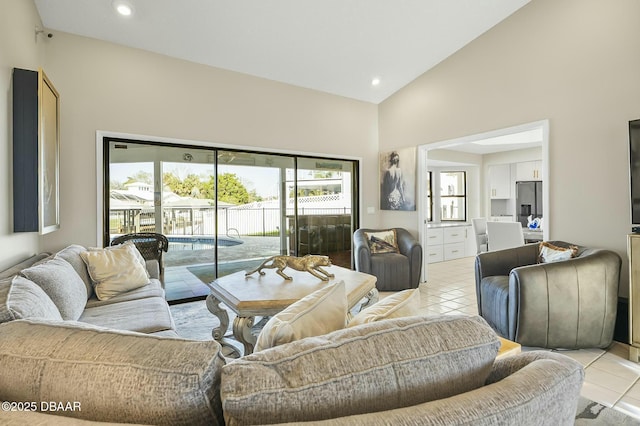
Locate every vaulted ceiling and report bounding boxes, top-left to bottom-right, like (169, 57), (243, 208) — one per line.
(35, 0), (530, 104)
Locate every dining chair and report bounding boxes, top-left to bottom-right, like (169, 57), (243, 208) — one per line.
(486, 221), (525, 251)
(471, 218), (488, 254)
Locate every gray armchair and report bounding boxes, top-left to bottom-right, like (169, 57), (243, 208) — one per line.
(475, 241), (621, 349)
(354, 228), (422, 291)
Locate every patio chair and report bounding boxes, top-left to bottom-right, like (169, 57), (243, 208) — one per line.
(110, 233), (169, 287)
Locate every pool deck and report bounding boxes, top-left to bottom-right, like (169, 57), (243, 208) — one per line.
(163, 235), (352, 302)
(164, 236), (281, 301)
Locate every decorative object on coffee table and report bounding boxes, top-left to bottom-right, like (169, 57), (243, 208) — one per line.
(244, 254), (335, 281)
(208, 266), (378, 356)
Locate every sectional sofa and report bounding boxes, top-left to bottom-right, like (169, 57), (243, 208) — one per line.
(0, 245), (585, 425)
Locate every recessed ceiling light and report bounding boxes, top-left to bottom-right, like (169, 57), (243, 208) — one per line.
(113, 1), (133, 17)
(371, 78), (381, 86)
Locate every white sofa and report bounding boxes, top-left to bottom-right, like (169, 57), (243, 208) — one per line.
(0, 245), (177, 336)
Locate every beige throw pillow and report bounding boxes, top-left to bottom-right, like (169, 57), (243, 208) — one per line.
(93, 241), (149, 275)
(254, 280), (348, 352)
(348, 288), (421, 327)
(80, 244), (150, 301)
(364, 229), (399, 254)
(538, 241), (579, 263)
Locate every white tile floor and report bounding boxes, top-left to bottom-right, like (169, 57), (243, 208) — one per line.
(420, 256), (640, 420)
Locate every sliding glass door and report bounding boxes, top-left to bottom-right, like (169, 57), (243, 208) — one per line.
(105, 138), (358, 303)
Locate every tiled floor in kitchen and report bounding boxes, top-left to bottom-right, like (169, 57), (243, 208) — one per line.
(420, 256), (640, 420)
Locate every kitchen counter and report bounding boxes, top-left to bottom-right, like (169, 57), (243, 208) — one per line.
(523, 229), (543, 242)
(427, 222), (471, 229)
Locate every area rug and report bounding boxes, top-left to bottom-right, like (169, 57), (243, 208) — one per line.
(575, 397), (640, 425)
(169, 300), (640, 425)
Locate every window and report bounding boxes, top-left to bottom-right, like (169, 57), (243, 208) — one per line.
(440, 171), (466, 221)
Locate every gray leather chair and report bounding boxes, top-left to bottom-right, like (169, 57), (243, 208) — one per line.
(475, 241), (621, 349)
(354, 228), (422, 291)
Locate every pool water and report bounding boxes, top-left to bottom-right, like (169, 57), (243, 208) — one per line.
(168, 236), (243, 251)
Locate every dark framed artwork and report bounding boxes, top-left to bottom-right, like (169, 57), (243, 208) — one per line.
(13, 68), (60, 234)
(379, 147), (416, 211)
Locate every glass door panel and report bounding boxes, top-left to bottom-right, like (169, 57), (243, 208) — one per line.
(216, 151), (294, 277)
(107, 141), (215, 302)
(291, 158), (355, 268)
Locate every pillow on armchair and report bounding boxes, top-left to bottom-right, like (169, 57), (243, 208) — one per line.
(538, 241), (578, 263)
(364, 229), (399, 254)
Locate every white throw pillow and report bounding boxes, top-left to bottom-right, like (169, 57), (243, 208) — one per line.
(80, 244), (150, 301)
(348, 288), (421, 327)
(254, 280), (348, 352)
(92, 241), (149, 276)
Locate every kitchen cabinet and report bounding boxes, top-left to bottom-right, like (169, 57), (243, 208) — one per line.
(426, 225), (473, 263)
(443, 227), (466, 261)
(488, 164), (511, 199)
(426, 228), (444, 263)
(516, 161), (542, 181)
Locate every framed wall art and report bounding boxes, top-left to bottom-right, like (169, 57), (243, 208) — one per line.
(13, 68), (60, 234)
(379, 147), (416, 211)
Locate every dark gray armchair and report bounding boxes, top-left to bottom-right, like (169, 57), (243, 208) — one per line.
(354, 228), (422, 291)
(475, 241), (621, 349)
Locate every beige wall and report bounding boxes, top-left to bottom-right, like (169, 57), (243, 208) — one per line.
(38, 31), (378, 251)
(379, 0), (640, 294)
(0, 0), (45, 269)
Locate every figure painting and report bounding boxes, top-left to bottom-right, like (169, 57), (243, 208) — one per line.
(379, 147), (416, 211)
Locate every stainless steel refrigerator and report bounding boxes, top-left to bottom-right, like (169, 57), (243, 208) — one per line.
(516, 181), (543, 227)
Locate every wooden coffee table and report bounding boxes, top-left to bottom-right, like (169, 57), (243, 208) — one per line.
(205, 265), (378, 356)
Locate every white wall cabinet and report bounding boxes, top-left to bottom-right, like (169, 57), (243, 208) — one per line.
(516, 160), (542, 181)
(488, 164), (511, 199)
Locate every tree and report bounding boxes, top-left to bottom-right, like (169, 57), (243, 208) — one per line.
(162, 171), (256, 205)
(163, 172), (203, 197)
(217, 173), (250, 205)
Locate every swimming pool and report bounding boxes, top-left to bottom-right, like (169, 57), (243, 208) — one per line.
(168, 236), (243, 251)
